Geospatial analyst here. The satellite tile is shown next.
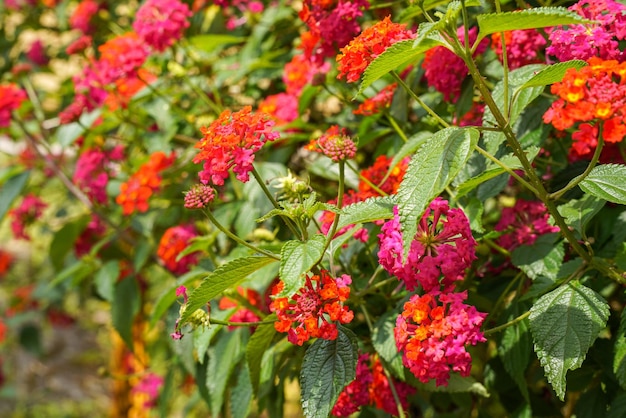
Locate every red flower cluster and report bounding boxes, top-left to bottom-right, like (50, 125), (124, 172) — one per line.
(305, 125), (357, 162)
(69, 0), (100, 34)
(193, 106), (280, 186)
(133, 0), (192, 52)
(354, 83), (397, 116)
(337, 16), (415, 83)
(378, 199), (477, 293)
(157, 225), (200, 275)
(270, 271), (354, 346)
(116, 151), (175, 215)
(0, 83), (27, 128)
(543, 57), (626, 159)
(9, 194), (47, 240)
(0, 249), (13, 278)
(394, 291), (486, 386)
(495, 199), (559, 251)
(332, 353), (415, 416)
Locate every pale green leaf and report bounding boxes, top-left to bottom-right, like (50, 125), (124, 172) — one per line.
(397, 127), (479, 261)
(372, 311), (405, 378)
(529, 281), (610, 400)
(279, 235), (325, 297)
(336, 196), (396, 231)
(414, 374), (490, 397)
(231, 363), (253, 418)
(94, 260), (120, 302)
(520, 60), (587, 90)
(207, 330), (244, 417)
(300, 326), (358, 418)
(477, 7), (591, 40)
(149, 269), (208, 328)
(246, 315), (277, 393)
(557, 194), (605, 239)
(182, 256), (278, 324)
(580, 164), (626, 205)
(189, 34), (246, 52)
(614, 309), (626, 390)
(511, 234), (564, 280)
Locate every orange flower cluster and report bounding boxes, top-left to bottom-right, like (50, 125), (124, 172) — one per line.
(354, 83), (397, 116)
(336, 16), (415, 83)
(270, 271), (353, 346)
(543, 57), (626, 158)
(0, 249), (13, 278)
(116, 151), (175, 215)
(157, 225), (199, 274)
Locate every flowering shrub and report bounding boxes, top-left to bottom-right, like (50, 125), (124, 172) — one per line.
(2, 0), (626, 417)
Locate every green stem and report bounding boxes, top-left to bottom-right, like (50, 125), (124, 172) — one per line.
(384, 110), (409, 142)
(473, 144), (539, 195)
(549, 126), (604, 200)
(382, 366), (406, 418)
(346, 161), (388, 196)
(204, 210), (280, 260)
(320, 161), (346, 258)
(210, 318), (276, 327)
(484, 310), (531, 336)
(493, 0), (510, 119)
(390, 71), (450, 128)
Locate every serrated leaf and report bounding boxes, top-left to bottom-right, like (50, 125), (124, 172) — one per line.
(94, 260), (120, 302)
(511, 234), (564, 280)
(614, 309), (626, 389)
(112, 277), (141, 350)
(372, 311), (405, 378)
(336, 195), (396, 231)
(246, 314), (277, 393)
(499, 302), (532, 401)
(477, 7), (591, 40)
(279, 235), (325, 297)
(520, 60), (587, 90)
(177, 234), (214, 260)
(300, 326), (358, 418)
(182, 256), (278, 324)
(557, 194), (605, 239)
(358, 36), (443, 94)
(414, 373), (490, 397)
(231, 363), (253, 418)
(398, 127), (479, 261)
(398, 0), (479, 22)
(580, 164), (626, 205)
(529, 281), (610, 400)
(384, 131), (433, 185)
(207, 330), (244, 417)
(0, 170), (29, 221)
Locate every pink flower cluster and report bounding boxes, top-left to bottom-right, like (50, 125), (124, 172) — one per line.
(332, 353), (415, 416)
(132, 372), (164, 408)
(69, 0), (100, 34)
(0, 83), (27, 128)
(73, 145), (124, 204)
(133, 0), (192, 52)
(394, 291), (486, 386)
(378, 199), (477, 293)
(491, 29), (547, 69)
(9, 194), (47, 240)
(547, 0), (626, 62)
(495, 199), (559, 251)
(305, 125), (357, 162)
(184, 184), (216, 209)
(258, 93), (299, 126)
(193, 106), (280, 186)
(422, 27), (489, 102)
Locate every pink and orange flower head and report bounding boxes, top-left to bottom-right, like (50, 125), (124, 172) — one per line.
(9, 194), (47, 241)
(157, 225), (200, 275)
(133, 0), (192, 52)
(305, 125), (357, 162)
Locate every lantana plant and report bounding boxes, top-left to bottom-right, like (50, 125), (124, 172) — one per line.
(2, 0), (626, 417)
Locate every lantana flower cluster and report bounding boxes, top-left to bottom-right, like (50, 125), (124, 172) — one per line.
(116, 151), (175, 215)
(193, 106), (280, 186)
(73, 145), (124, 205)
(0, 83), (27, 128)
(495, 199), (559, 251)
(157, 225), (200, 275)
(133, 0), (192, 52)
(336, 16), (415, 83)
(305, 125), (357, 162)
(9, 194), (47, 241)
(491, 29), (547, 69)
(332, 353), (415, 416)
(543, 57), (626, 159)
(270, 271), (354, 346)
(354, 83), (397, 116)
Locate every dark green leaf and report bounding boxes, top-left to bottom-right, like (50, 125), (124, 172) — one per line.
(477, 8), (591, 40)
(397, 127), (479, 261)
(499, 302), (532, 400)
(182, 256), (277, 324)
(607, 391), (626, 418)
(112, 277), (141, 350)
(614, 309), (626, 390)
(279, 235), (325, 297)
(511, 234), (564, 280)
(0, 170), (29, 221)
(580, 164), (626, 205)
(49, 216), (90, 271)
(300, 326), (358, 418)
(529, 281), (610, 400)
(94, 260), (120, 302)
(246, 314), (277, 393)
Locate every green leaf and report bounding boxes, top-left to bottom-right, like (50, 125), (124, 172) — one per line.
(231, 363), (253, 418)
(112, 277), (141, 350)
(511, 234), (564, 280)
(181, 256), (278, 324)
(94, 260), (120, 302)
(0, 170), (29, 221)
(414, 373), (490, 397)
(580, 164), (626, 205)
(279, 235), (325, 297)
(358, 36), (443, 95)
(397, 127), (479, 261)
(614, 309), (626, 390)
(189, 34), (246, 52)
(372, 311), (405, 378)
(608, 391), (626, 418)
(520, 60), (587, 90)
(477, 7), (591, 40)
(336, 195), (396, 231)
(557, 194), (605, 239)
(384, 131), (433, 185)
(49, 216), (90, 271)
(499, 302), (532, 400)
(300, 326), (358, 418)
(207, 330), (244, 417)
(56, 109), (101, 147)
(398, 0), (479, 22)
(178, 234), (214, 260)
(246, 314), (277, 393)
(149, 269), (208, 328)
(529, 281), (610, 400)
